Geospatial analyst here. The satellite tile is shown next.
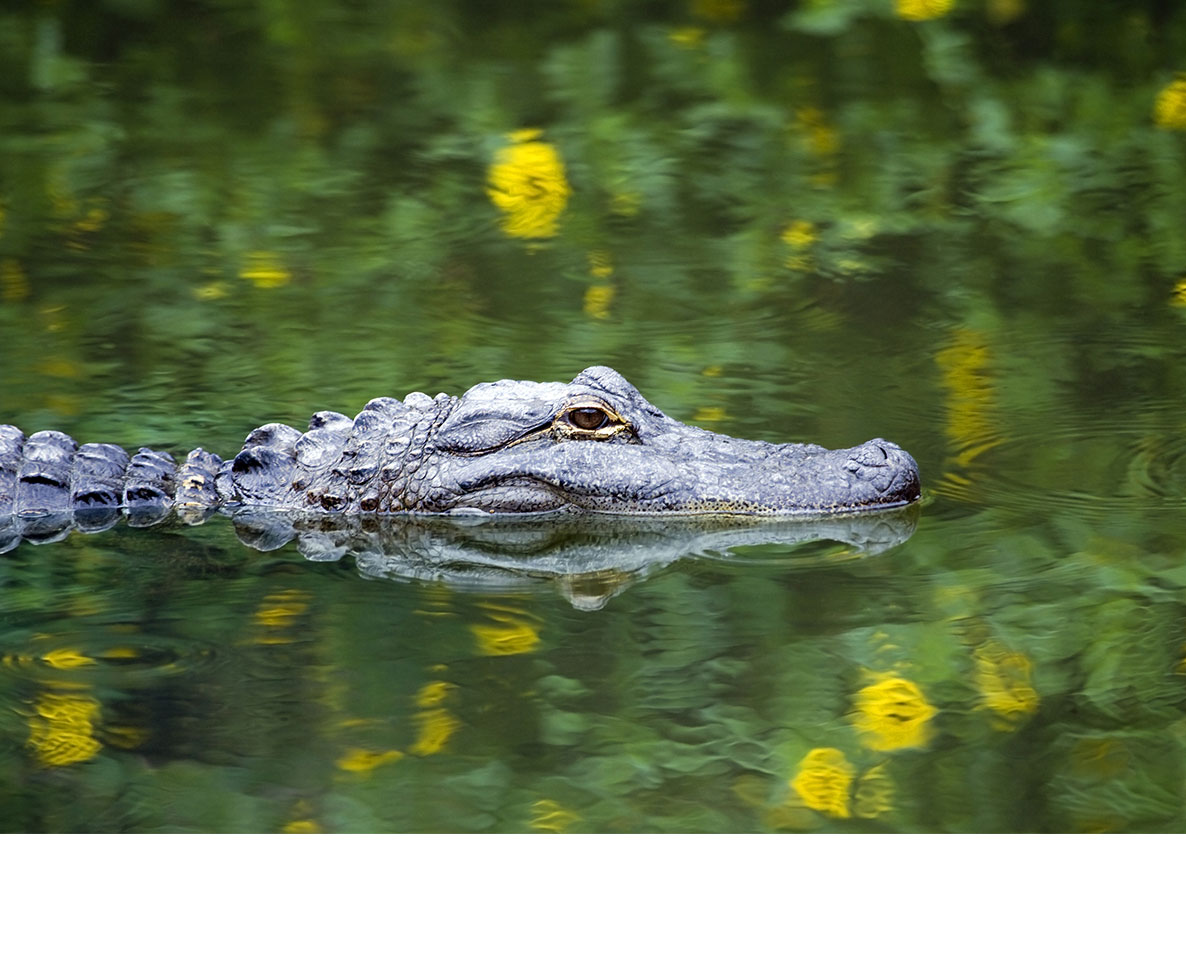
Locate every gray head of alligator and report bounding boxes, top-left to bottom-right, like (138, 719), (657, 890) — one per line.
(0, 365), (919, 521)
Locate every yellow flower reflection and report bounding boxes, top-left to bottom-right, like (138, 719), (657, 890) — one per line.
(28, 693), (102, 767)
(239, 251), (291, 288)
(795, 107), (839, 157)
(782, 219), (817, 271)
(415, 680), (455, 708)
(936, 327), (1002, 468)
(790, 747), (855, 818)
(470, 603), (542, 656)
(1154, 76), (1186, 130)
(337, 747), (405, 773)
(692, 0), (746, 23)
(42, 648), (97, 669)
(530, 799), (581, 832)
(974, 644), (1039, 729)
(1, 258), (31, 302)
(251, 588), (309, 645)
(584, 250), (616, 319)
(668, 26), (706, 49)
(410, 708), (461, 756)
(852, 763), (895, 819)
(782, 219), (817, 250)
(894, 0), (954, 21)
(851, 674), (937, 751)
(486, 130), (572, 239)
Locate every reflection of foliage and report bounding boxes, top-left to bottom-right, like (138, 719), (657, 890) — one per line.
(0, 504), (1183, 831)
(2, 0), (1186, 832)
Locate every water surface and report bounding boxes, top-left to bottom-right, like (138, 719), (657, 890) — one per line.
(2, 0), (1185, 832)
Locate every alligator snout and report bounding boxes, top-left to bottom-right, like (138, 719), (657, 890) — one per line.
(841, 438), (920, 505)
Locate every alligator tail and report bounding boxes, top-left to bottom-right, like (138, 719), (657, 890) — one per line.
(0, 425), (223, 524)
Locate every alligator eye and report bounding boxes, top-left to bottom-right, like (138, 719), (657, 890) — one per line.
(567, 407), (611, 431)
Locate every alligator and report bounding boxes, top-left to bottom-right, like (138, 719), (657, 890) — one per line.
(1, 365), (920, 536)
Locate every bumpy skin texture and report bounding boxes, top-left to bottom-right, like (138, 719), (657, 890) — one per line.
(0, 366), (920, 519)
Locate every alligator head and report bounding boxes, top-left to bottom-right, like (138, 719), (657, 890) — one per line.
(399, 366), (920, 516)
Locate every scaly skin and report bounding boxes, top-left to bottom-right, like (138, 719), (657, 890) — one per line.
(0, 366), (920, 520)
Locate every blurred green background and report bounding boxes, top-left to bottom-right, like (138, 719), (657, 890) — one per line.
(2, 0), (1186, 832)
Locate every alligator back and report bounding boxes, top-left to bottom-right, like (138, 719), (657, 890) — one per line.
(0, 393), (448, 520)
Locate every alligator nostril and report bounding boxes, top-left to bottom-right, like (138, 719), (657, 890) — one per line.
(845, 442), (891, 470)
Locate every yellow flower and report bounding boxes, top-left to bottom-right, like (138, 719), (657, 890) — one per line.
(1154, 76), (1186, 130)
(470, 619), (540, 656)
(668, 26), (707, 48)
(589, 250), (613, 278)
(239, 251), (291, 288)
(103, 724), (150, 749)
(42, 648), (97, 669)
(789, 747), (855, 818)
(852, 763), (895, 818)
(986, 0), (1025, 25)
(795, 107), (839, 157)
(974, 644), (1039, 728)
(691, 406), (728, 424)
(851, 674), (937, 751)
(894, 0), (954, 21)
(486, 130), (572, 239)
(336, 747), (405, 773)
(194, 281), (229, 301)
(1, 258), (30, 302)
(251, 589), (309, 644)
(782, 220), (818, 272)
(692, 0), (745, 23)
(584, 284), (615, 319)
(530, 799), (581, 832)
(28, 693), (102, 767)
(584, 250), (615, 319)
(935, 328), (1002, 467)
(73, 207), (108, 234)
(610, 191), (641, 217)
(782, 219), (817, 250)
(416, 680), (455, 707)
(409, 708), (461, 755)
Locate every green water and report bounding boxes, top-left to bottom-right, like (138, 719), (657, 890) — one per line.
(2, 0), (1185, 832)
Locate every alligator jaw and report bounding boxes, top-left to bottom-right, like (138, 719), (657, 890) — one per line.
(436, 421), (921, 517)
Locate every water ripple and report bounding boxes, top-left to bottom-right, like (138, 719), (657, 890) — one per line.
(931, 414), (1186, 519)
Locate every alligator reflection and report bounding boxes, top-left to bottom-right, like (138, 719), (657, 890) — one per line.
(1, 505), (919, 609)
